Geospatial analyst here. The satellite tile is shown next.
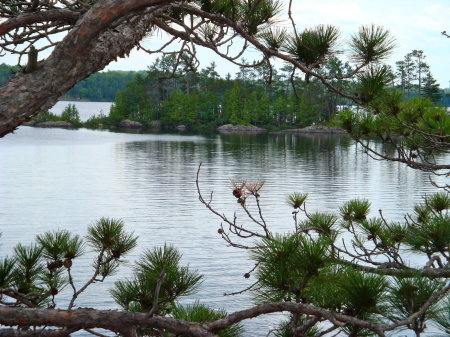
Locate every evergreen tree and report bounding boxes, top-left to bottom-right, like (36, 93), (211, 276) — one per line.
(423, 72), (443, 102)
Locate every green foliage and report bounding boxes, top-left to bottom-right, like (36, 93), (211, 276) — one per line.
(171, 302), (243, 337)
(405, 215), (450, 255)
(350, 24), (396, 63)
(36, 230), (84, 261)
(240, 0), (283, 35)
(0, 63), (20, 86)
(102, 55), (354, 130)
(39, 268), (68, 298)
(301, 212), (338, 237)
(423, 72), (442, 102)
(356, 65), (394, 103)
(31, 111), (61, 123)
(433, 298), (450, 336)
(359, 218), (408, 247)
(87, 217), (138, 259)
(394, 50), (444, 102)
(13, 243), (44, 295)
(84, 112), (110, 129)
(388, 277), (442, 320)
(274, 318), (320, 337)
(30, 104), (81, 126)
(252, 234), (333, 302)
(0, 218), (139, 309)
(339, 198), (371, 222)
(284, 25), (340, 67)
(136, 245), (203, 298)
(340, 96), (450, 161)
(60, 104), (81, 125)
(259, 27), (288, 50)
(286, 192), (308, 209)
(338, 271), (388, 337)
(339, 269), (388, 317)
(112, 245), (203, 314)
(61, 70), (143, 101)
(0, 257), (15, 288)
(303, 266), (347, 310)
(426, 192), (450, 213)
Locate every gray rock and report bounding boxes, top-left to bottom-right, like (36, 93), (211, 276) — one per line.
(217, 124), (267, 133)
(275, 125), (347, 134)
(176, 125), (187, 131)
(118, 119), (143, 129)
(35, 121), (74, 129)
(148, 120), (162, 129)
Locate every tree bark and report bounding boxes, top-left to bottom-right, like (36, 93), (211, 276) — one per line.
(0, 302), (388, 337)
(0, 0), (172, 137)
(0, 307), (217, 337)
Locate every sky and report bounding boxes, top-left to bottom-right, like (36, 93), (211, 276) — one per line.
(105, 0), (450, 86)
(1, 0), (449, 86)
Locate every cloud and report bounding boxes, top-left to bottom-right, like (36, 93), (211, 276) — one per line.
(293, 1), (368, 26)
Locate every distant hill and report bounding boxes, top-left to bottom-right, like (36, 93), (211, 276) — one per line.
(0, 63), (20, 85)
(61, 70), (146, 101)
(0, 63), (144, 102)
(402, 88), (450, 106)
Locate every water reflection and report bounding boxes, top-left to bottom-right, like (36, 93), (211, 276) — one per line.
(0, 127), (444, 336)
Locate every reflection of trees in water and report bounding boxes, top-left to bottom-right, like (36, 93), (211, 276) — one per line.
(217, 133), (354, 178)
(218, 133), (350, 157)
(115, 134), (434, 195)
(118, 134), (351, 171)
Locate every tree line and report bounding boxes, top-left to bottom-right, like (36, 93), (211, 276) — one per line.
(395, 49), (444, 102)
(97, 50), (449, 130)
(0, 64), (141, 102)
(1, 48), (448, 132)
(106, 55), (355, 130)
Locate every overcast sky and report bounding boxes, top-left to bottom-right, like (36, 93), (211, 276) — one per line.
(2, 0), (449, 86)
(105, 0), (450, 87)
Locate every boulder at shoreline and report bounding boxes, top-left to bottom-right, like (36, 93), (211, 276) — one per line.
(118, 119), (144, 129)
(34, 121), (75, 129)
(275, 125), (347, 134)
(148, 120), (162, 130)
(217, 124), (267, 133)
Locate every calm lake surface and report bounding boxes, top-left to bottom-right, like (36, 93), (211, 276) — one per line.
(0, 102), (445, 336)
(50, 101), (113, 121)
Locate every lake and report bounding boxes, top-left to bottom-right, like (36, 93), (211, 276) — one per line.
(0, 102), (445, 336)
(50, 101), (113, 121)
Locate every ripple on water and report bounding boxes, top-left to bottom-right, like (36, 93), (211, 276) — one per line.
(0, 126), (446, 336)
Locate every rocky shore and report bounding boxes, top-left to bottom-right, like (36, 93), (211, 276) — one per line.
(217, 124), (267, 133)
(274, 125), (347, 134)
(24, 121), (75, 129)
(117, 119), (144, 129)
(22, 119), (346, 135)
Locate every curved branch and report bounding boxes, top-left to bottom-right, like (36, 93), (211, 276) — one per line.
(0, 2), (174, 137)
(338, 259), (450, 278)
(177, 4), (363, 102)
(356, 139), (450, 171)
(0, 9), (80, 36)
(0, 303), (384, 336)
(0, 288), (38, 308)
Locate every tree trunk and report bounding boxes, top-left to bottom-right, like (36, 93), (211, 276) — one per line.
(0, 0), (170, 138)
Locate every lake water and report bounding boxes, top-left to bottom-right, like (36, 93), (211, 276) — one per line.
(0, 102), (445, 336)
(50, 101), (113, 121)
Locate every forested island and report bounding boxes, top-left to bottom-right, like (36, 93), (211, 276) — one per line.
(1, 48), (448, 133)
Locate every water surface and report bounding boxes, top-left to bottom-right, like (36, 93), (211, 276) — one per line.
(0, 109), (444, 336)
(50, 101), (113, 121)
